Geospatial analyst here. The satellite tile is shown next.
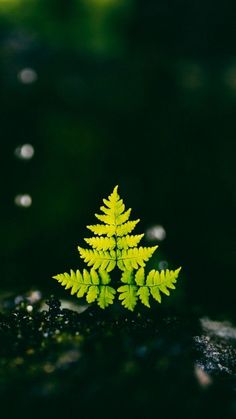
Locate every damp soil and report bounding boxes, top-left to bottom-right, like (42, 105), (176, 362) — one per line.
(0, 292), (236, 419)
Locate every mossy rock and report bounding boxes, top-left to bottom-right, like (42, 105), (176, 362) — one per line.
(0, 293), (236, 419)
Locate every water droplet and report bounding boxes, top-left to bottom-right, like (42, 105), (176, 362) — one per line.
(17, 68), (38, 84)
(145, 225), (166, 241)
(14, 144), (34, 160)
(14, 194), (32, 208)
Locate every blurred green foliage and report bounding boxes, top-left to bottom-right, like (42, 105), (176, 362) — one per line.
(1, 0), (236, 317)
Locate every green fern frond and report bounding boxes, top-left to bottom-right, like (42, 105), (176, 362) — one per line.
(116, 246), (158, 270)
(81, 186), (154, 271)
(137, 287), (150, 308)
(117, 267), (181, 310)
(53, 268), (116, 307)
(117, 270), (136, 311)
(53, 185), (182, 311)
(118, 285), (138, 311)
(84, 237), (116, 251)
(78, 247), (116, 272)
(102, 185), (122, 210)
(95, 185), (128, 225)
(116, 220), (140, 236)
(134, 267), (145, 286)
(120, 269), (134, 284)
(97, 286), (116, 309)
(136, 267), (181, 305)
(116, 208), (132, 225)
(92, 187), (137, 234)
(87, 224), (116, 237)
(94, 213), (114, 224)
(117, 234), (144, 249)
(86, 285), (100, 303)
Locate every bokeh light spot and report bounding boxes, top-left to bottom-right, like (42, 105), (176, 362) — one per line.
(14, 194), (32, 208)
(158, 261), (169, 270)
(17, 68), (38, 84)
(14, 144), (35, 160)
(145, 225), (166, 241)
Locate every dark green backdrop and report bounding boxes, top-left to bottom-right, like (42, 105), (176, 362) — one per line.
(1, 0), (236, 318)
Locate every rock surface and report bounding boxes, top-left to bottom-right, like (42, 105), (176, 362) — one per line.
(0, 292), (236, 419)
(194, 318), (236, 376)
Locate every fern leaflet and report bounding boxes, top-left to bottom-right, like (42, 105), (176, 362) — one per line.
(53, 268), (116, 308)
(116, 246), (158, 270)
(117, 270), (138, 311)
(117, 267), (181, 310)
(78, 247), (116, 272)
(84, 237), (116, 251)
(117, 234), (144, 249)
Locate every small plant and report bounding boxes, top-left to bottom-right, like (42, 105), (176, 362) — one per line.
(53, 186), (181, 311)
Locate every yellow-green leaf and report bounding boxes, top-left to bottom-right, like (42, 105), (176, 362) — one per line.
(137, 287), (150, 308)
(97, 286), (116, 309)
(117, 284), (138, 311)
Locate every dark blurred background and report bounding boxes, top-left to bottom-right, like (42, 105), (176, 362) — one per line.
(1, 0), (236, 318)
